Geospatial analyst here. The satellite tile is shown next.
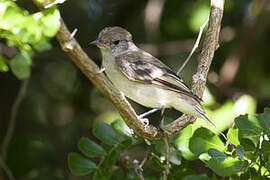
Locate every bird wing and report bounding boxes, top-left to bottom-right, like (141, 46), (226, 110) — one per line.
(115, 51), (202, 102)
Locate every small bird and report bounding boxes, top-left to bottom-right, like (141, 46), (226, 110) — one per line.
(91, 26), (226, 139)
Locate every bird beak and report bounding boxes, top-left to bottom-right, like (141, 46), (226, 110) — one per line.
(89, 39), (106, 47)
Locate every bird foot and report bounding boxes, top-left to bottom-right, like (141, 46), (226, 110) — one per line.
(139, 117), (149, 126)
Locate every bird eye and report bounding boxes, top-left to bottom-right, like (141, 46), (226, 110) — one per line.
(113, 40), (120, 45)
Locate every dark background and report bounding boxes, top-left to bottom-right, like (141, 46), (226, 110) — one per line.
(1, 0), (270, 179)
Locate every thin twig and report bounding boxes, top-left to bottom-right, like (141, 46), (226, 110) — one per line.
(163, 170), (167, 180)
(139, 146), (150, 169)
(1, 79), (29, 160)
(177, 18), (209, 75)
(133, 160), (144, 180)
(1, 79), (29, 180)
(0, 156), (14, 180)
(163, 138), (170, 177)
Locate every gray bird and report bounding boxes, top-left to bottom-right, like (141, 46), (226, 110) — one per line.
(91, 26), (227, 140)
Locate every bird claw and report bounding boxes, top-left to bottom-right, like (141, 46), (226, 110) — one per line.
(140, 117), (149, 126)
(96, 67), (105, 74)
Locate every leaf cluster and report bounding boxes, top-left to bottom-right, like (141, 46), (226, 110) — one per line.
(68, 108), (270, 179)
(0, 1), (60, 79)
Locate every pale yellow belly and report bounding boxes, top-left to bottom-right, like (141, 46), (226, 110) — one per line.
(105, 66), (170, 108)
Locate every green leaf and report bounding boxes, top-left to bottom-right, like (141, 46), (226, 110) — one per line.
(68, 152), (96, 176)
(207, 157), (248, 177)
(210, 101), (235, 132)
(227, 127), (240, 146)
(174, 125), (197, 160)
(40, 8), (60, 37)
(93, 122), (118, 146)
(169, 147), (181, 165)
(189, 128), (225, 156)
(235, 114), (264, 146)
(235, 145), (245, 160)
(153, 140), (165, 155)
(239, 138), (256, 161)
(78, 137), (106, 158)
(34, 41), (52, 52)
(111, 119), (132, 138)
(0, 55), (9, 72)
(261, 140), (270, 159)
(9, 53), (31, 79)
(257, 108), (270, 135)
(189, 5), (209, 32)
(183, 174), (210, 180)
(103, 139), (132, 169)
(208, 148), (227, 162)
(116, 139), (133, 151)
(266, 161), (270, 174)
(104, 148), (119, 169)
(93, 167), (111, 180)
(153, 140), (181, 165)
(0, 2), (28, 30)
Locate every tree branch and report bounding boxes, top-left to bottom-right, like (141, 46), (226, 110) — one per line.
(162, 0), (225, 134)
(36, 0), (224, 140)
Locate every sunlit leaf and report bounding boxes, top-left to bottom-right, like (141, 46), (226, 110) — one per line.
(202, 87), (216, 106)
(210, 101), (235, 132)
(68, 152), (96, 176)
(227, 127), (240, 146)
(234, 95), (257, 116)
(189, 5), (209, 32)
(78, 137), (106, 158)
(0, 55), (9, 72)
(189, 128), (225, 156)
(111, 119), (132, 138)
(174, 125), (197, 160)
(41, 8), (60, 37)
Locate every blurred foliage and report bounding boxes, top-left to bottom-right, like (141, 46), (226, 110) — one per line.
(0, 0), (60, 79)
(1, 0), (270, 179)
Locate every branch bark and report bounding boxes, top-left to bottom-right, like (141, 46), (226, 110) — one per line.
(37, 0), (224, 140)
(161, 0), (225, 134)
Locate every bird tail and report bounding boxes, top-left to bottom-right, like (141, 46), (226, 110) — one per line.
(200, 113), (229, 143)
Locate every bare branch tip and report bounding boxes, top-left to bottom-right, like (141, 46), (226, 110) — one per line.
(70, 28), (78, 40)
(62, 40), (75, 52)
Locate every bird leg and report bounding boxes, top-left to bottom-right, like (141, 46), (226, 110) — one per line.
(96, 66), (105, 74)
(139, 106), (164, 126)
(139, 106), (164, 118)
